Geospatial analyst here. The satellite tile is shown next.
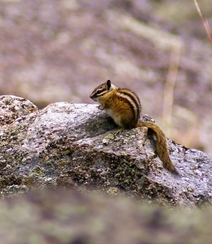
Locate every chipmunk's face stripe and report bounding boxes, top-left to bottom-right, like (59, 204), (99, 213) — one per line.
(90, 84), (105, 99)
(95, 88), (106, 95)
(89, 80), (118, 100)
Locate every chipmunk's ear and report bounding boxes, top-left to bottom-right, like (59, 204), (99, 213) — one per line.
(106, 80), (111, 90)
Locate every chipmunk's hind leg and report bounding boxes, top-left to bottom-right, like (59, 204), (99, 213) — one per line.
(119, 113), (137, 129)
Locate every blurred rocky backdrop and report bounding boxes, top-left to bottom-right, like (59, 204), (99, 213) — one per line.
(0, 0), (212, 153)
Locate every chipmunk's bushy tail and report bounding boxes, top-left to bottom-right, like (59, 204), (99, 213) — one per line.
(138, 121), (179, 175)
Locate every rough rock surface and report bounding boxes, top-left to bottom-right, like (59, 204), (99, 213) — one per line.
(0, 95), (212, 207)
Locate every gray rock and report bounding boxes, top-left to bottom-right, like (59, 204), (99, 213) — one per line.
(0, 95), (212, 207)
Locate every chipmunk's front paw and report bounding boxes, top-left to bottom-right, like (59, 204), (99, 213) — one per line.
(98, 105), (104, 110)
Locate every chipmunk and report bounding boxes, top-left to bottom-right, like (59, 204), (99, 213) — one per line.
(90, 80), (179, 175)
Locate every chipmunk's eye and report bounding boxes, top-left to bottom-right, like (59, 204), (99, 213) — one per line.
(96, 89), (102, 95)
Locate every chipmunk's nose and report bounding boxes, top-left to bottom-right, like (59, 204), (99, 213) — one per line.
(89, 93), (95, 100)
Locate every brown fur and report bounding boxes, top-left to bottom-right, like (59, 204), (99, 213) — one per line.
(137, 121), (178, 174)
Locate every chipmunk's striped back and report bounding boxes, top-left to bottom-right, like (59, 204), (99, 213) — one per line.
(116, 88), (141, 124)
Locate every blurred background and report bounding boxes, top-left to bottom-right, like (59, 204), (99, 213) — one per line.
(0, 0), (212, 153)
